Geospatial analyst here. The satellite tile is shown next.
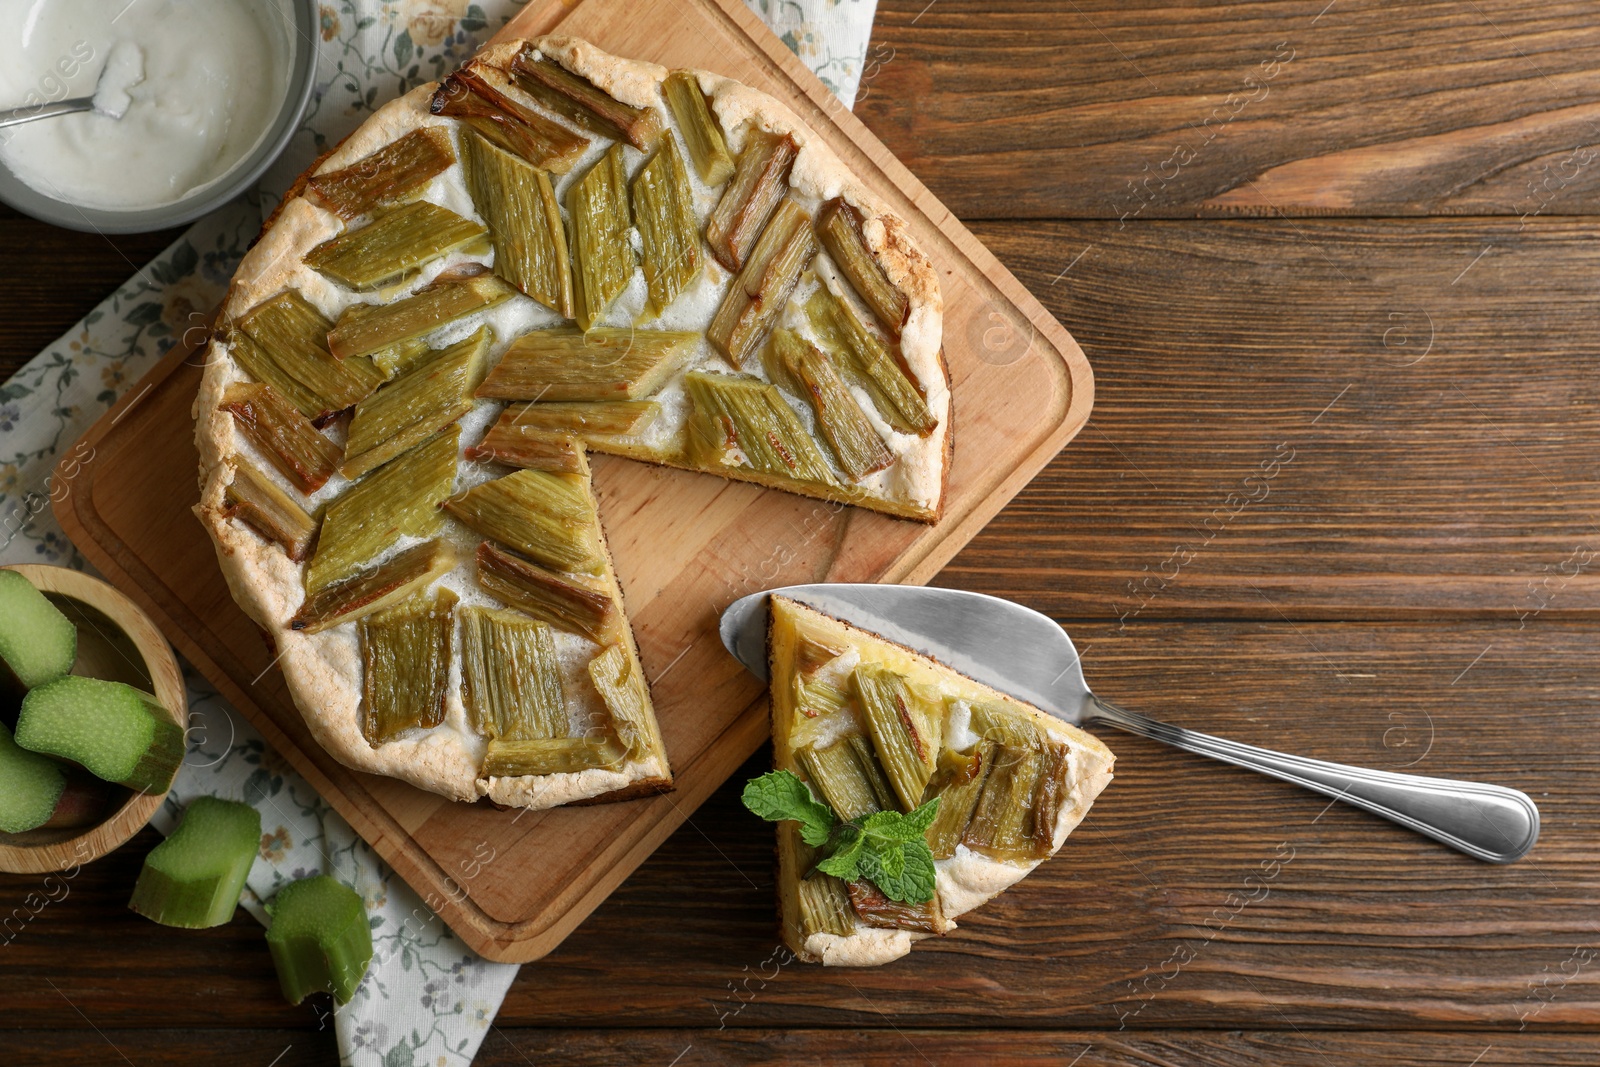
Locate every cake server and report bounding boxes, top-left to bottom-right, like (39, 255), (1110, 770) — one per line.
(720, 583), (1539, 864)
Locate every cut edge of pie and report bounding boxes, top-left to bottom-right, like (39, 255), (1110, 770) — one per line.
(191, 34), (949, 811)
(766, 594), (1114, 966)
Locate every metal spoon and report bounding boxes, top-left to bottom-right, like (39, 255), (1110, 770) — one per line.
(720, 584), (1540, 864)
(0, 42), (145, 130)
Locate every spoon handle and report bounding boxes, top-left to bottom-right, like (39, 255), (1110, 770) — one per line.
(1085, 694), (1539, 863)
(0, 97), (94, 131)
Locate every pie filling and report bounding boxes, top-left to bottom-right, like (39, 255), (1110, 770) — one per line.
(767, 596), (1115, 965)
(198, 36), (948, 808)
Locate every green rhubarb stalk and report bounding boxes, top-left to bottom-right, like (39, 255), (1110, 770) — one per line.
(0, 570), (76, 692)
(303, 201), (487, 291)
(265, 875), (374, 1005)
(764, 328), (893, 480)
(815, 198), (908, 338)
(474, 541), (616, 642)
(682, 371), (836, 485)
(359, 588), (457, 745)
(632, 139), (702, 317)
(340, 327), (490, 480)
(0, 718), (115, 834)
(481, 736), (626, 777)
(587, 643), (655, 762)
(805, 284), (936, 437)
(431, 66), (591, 173)
(487, 400), (660, 440)
(14, 677), (182, 795)
(661, 70), (735, 185)
(509, 47), (662, 150)
(846, 878), (945, 932)
(707, 198), (816, 365)
(223, 463), (319, 563)
(291, 540), (457, 634)
(307, 127), (458, 220)
(795, 873), (855, 939)
(922, 741), (996, 859)
(227, 329), (330, 421)
(0, 742), (58, 833)
(706, 129), (798, 271)
(463, 426), (585, 472)
(459, 130), (575, 316)
(567, 144), (635, 330)
(442, 469), (606, 576)
(128, 796), (262, 928)
(475, 328), (697, 402)
(325, 272), (514, 362)
(220, 382), (341, 493)
(460, 606), (566, 741)
(238, 291), (388, 416)
(854, 665), (942, 810)
(304, 427), (460, 594)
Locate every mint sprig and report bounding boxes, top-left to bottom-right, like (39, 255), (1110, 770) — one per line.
(741, 769), (941, 905)
(741, 768), (836, 846)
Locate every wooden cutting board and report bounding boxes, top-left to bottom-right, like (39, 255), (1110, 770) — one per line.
(52, 0), (1093, 963)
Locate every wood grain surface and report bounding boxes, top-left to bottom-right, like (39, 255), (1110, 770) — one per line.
(858, 0), (1600, 220)
(4, 0), (1598, 1063)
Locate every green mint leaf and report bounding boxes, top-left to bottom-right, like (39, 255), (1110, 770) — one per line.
(814, 853), (859, 881)
(745, 773), (941, 904)
(847, 797), (942, 905)
(815, 826), (864, 882)
(741, 770), (835, 847)
(858, 796), (941, 844)
(900, 796), (941, 838)
(873, 840), (906, 881)
(860, 841), (937, 905)
(858, 809), (903, 839)
(797, 817), (834, 849)
(857, 796), (940, 844)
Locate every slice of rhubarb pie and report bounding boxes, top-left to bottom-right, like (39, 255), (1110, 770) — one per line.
(761, 595), (1114, 965)
(194, 36), (948, 810)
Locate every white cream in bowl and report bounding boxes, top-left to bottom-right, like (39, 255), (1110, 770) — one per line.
(0, 0), (294, 210)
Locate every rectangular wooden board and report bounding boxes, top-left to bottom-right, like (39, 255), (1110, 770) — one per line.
(53, 0), (1092, 963)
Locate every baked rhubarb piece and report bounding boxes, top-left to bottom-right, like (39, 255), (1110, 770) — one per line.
(630, 138), (702, 316)
(707, 198), (816, 366)
(752, 595), (1114, 966)
(223, 464), (318, 562)
(193, 34), (948, 812)
(661, 70), (734, 186)
(706, 128), (797, 272)
(221, 382), (341, 493)
(307, 127), (458, 219)
(458, 130), (574, 315)
(304, 201), (488, 291)
(431, 65), (589, 174)
(567, 143), (635, 330)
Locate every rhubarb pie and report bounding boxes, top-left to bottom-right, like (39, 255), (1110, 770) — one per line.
(766, 596), (1114, 965)
(193, 36), (949, 810)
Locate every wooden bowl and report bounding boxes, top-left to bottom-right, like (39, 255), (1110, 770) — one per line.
(0, 564), (187, 875)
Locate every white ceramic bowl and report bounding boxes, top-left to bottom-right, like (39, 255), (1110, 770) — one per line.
(0, 0), (319, 235)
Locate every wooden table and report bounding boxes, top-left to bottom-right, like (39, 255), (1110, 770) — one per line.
(3, 2), (1597, 1063)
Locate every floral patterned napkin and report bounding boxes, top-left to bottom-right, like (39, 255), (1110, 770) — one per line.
(3, 1), (879, 1064)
